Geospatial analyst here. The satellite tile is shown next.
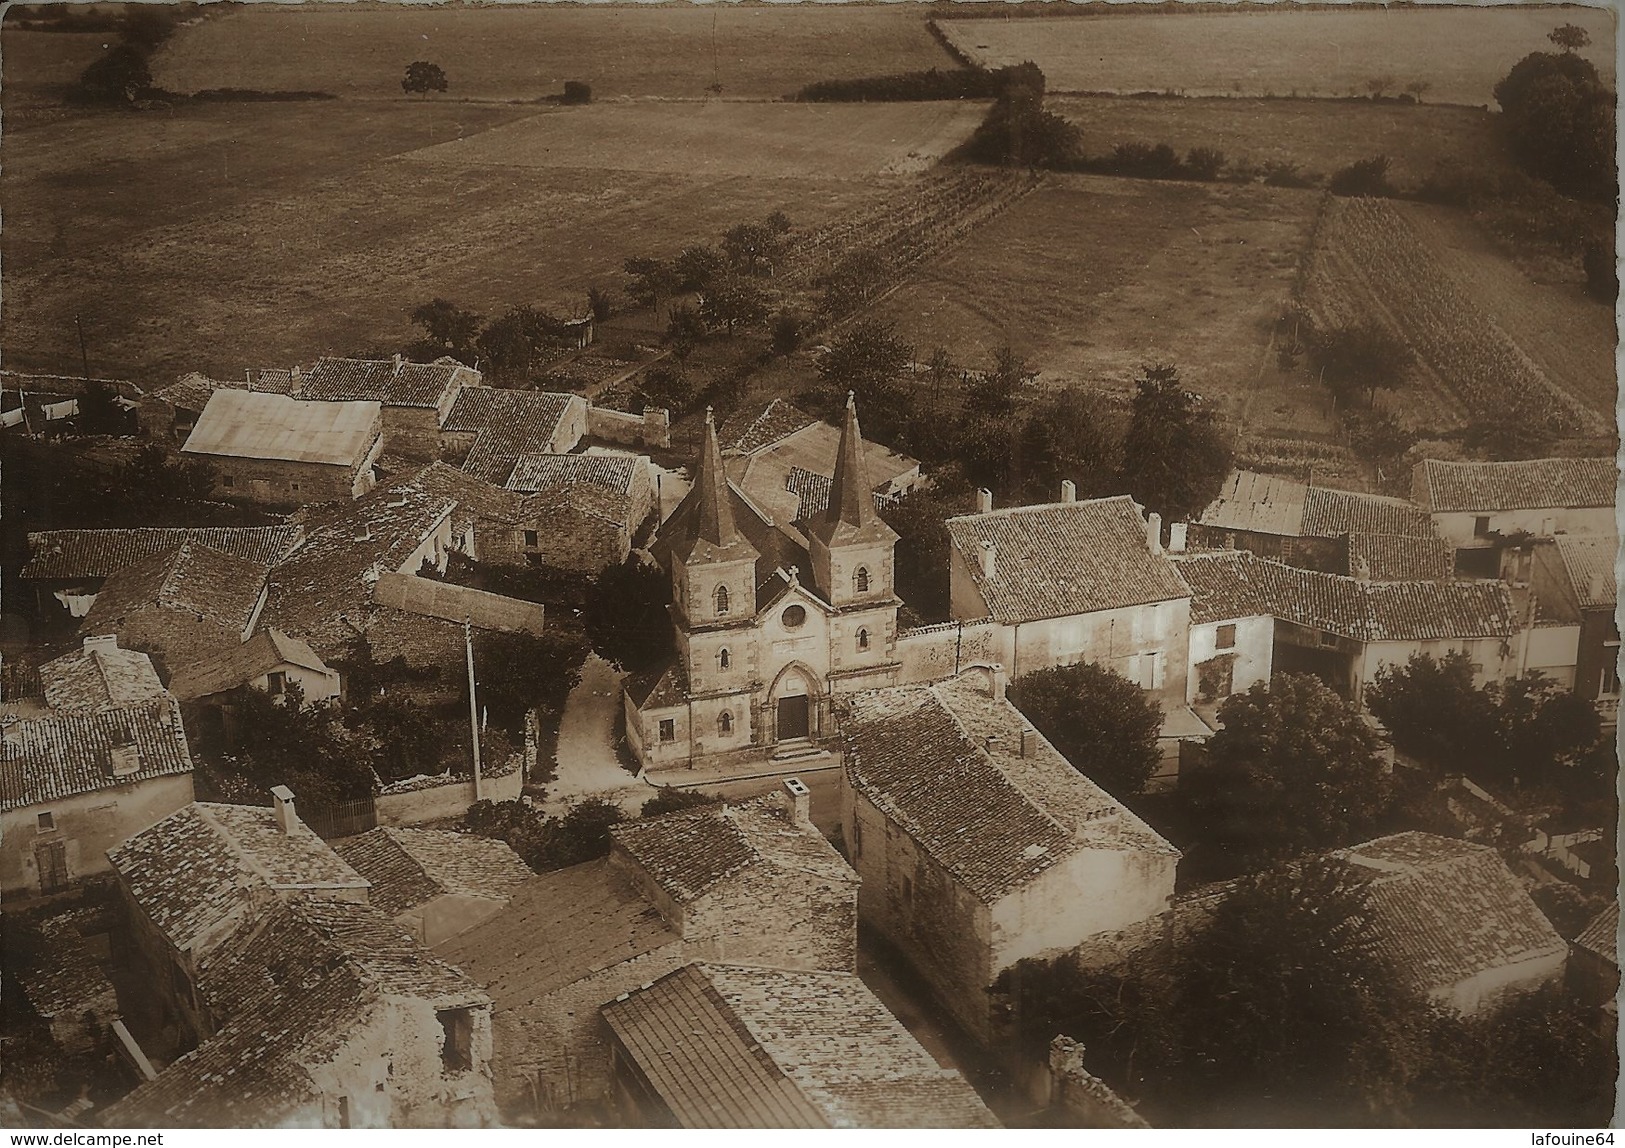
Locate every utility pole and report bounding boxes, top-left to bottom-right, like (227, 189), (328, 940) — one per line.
(75, 314), (91, 385)
(465, 618), (482, 802)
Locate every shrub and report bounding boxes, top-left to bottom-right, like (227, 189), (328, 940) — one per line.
(771, 309), (805, 355)
(1330, 154), (1396, 197)
(1184, 146), (1227, 181)
(562, 80), (593, 105)
(78, 44), (152, 102)
(1262, 160), (1320, 188)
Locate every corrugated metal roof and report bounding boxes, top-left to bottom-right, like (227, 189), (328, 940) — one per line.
(182, 390), (380, 466)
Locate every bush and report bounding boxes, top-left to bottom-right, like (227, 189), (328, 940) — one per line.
(771, 309), (805, 355)
(1262, 160), (1320, 188)
(640, 787), (720, 818)
(1184, 146), (1227, 181)
(562, 80), (593, 105)
(78, 44), (152, 102)
(1330, 154), (1396, 197)
(796, 67), (1001, 102)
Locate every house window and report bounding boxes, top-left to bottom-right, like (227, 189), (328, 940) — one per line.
(1604, 641), (1621, 697)
(37, 811), (54, 831)
(718, 711), (733, 737)
(852, 820), (862, 859)
(1474, 516), (1492, 538)
(857, 628), (870, 651)
(782, 604), (806, 630)
(714, 584), (731, 616)
(718, 648), (730, 670)
(658, 719), (676, 743)
(221, 474), (235, 488)
(855, 566), (870, 594)
(267, 671), (286, 696)
(1215, 624), (1236, 651)
(524, 530), (538, 548)
(438, 1008), (473, 1074)
(335, 1096), (351, 1129)
(1319, 630), (1339, 648)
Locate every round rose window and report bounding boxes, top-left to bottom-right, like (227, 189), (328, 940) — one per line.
(782, 604), (807, 629)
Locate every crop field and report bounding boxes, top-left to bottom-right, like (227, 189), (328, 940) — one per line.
(1049, 96), (1511, 187)
(150, 3), (956, 101)
(940, 7), (1616, 105)
(1298, 196), (1609, 438)
(871, 173), (1321, 421)
(411, 101), (989, 180)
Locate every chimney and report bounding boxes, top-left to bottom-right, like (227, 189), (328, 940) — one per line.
(245, 369), (255, 391)
(271, 785), (299, 835)
(353, 523), (373, 543)
(976, 487), (993, 514)
(989, 662), (1007, 702)
(1168, 521), (1188, 554)
(1020, 727), (1038, 758)
(82, 634), (120, 654)
(782, 777), (812, 828)
(1354, 555), (1372, 582)
(392, 353), (404, 371)
(984, 734), (1001, 755)
(979, 540), (997, 580)
(1060, 480), (1076, 503)
(290, 364), (302, 392)
(1146, 512), (1163, 554)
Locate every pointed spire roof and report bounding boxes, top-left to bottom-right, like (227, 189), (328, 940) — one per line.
(667, 408), (760, 567)
(809, 393), (899, 550)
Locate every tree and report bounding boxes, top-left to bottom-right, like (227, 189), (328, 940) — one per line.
(349, 694), (442, 784)
(79, 43), (151, 102)
(1183, 675), (1394, 876)
(640, 787), (719, 818)
(770, 309), (804, 355)
(1403, 80), (1432, 103)
(963, 345), (1034, 421)
(1494, 50), (1616, 203)
(721, 215), (792, 277)
(409, 298), (482, 364)
(623, 256), (680, 318)
(697, 273), (767, 337)
(637, 364), (693, 412)
(561, 80), (593, 104)
(663, 304), (705, 360)
(1116, 364), (1231, 525)
(1329, 155), (1396, 197)
(1009, 662), (1163, 797)
(464, 797), (625, 872)
(1549, 23), (1592, 51)
(820, 248), (891, 315)
(878, 486), (970, 624)
(226, 683), (379, 808)
(1184, 146), (1227, 181)
(474, 305), (565, 386)
(582, 557), (674, 674)
(1017, 387), (1121, 505)
(962, 61), (1079, 168)
(473, 628), (589, 736)
(1365, 651), (1494, 773)
(402, 61), (448, 97)
(586, 285), (615, 323)
(77, 381), (127, 436)
(1311, 321), (1411, 407)
(674, 245), (726, 293)
(815, 318), (913, 435)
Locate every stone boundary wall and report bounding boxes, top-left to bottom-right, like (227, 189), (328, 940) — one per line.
(374, 571), (545, 635)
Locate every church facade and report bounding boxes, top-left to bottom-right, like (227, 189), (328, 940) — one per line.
(623, 397), (904, 775)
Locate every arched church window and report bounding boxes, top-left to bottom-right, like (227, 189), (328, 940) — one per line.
(857, 628), (870, 651)
(719, 648), (731, 670)
(718, 711), (734, 736)
(714, 584), (730, 616)
(855, 566), (870, 594)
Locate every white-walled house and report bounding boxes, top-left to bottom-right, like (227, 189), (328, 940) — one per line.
(167, 629), (341, 705)
(1171, 552), (1274, 705)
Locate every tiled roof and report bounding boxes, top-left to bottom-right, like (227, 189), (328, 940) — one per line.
(517, 482), (630, 528)
(0, 697), (193, 813)
(1412, 457), (1617, 513)
(259, 481), (456, 649)
(167, 629), (332, 702)
(22, 526), (303, 582)
(947, 496), (1191, 624)
(506, 452), (638, 495)
(612, 795), (854, 905)
(81, 542), (269, 637)
(385, 460), (525, 524)
(1338, 832), (1566, 998)
(39, 642), (166, 713)
(336, 827), (533, 918)
(1573, 901), (1618, 970)
(602, 963), (1000, 1129)
(445, 389), (577, 485)
(624, 661), (689, 711)
(1346, 533), (1453, 581)
(143, 376), (222, 414)
(1301, 486), (1435, 538)
(1197, 471), (1436, 539)
(302, 357), (473, 409)
(1173, 550), (1520, 639)
(785, 466), (891, 524)
(433, 859), (680, 1001)
(840, 673), (1176, 904)
(182, 390), (380, 467)
(720, 399), (819, 456)
(1556, 535), (1618, 609)
(107, 801), (369, 953)
(15, 908), (117, 1021)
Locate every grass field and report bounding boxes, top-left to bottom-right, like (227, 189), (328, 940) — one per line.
(149, 3), (956, 101)
(940, 7), (1616, 105)
(411, 101), (990, 179)
(1050, 95), (1511, 187)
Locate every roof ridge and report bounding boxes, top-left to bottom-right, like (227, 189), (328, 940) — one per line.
(945, 492), (1134, 524)
(924, 683), (1072, 843)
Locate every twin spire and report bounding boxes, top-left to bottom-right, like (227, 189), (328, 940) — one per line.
(692, 405), (740, 548)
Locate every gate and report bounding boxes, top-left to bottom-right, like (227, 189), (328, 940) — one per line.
(303, 796), (377, 840)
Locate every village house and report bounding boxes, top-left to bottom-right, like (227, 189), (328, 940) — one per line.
(624, 400), (904, 775)
(167, 628), (341, 713)
(39, 635), (167, 714)
(14, 906), (123, 1056)
(504, 452), (658, 573)
(1, 695), (195, 899)
(1169, 551), (1275, 709)
(138, 367), (301, 443)
(1171, 549), (1527, 706)
(720, 398), (923, 529)
(838, 667), (1180, 1045)
(601, 962), (999, 1128)
(78, 541), (271, 680)
(1569, 902), (1619, 1016)
(99, 893), (497, 1129)
(1193, 469), (1451, 580)
(301, 355), (478, 463)
(434, 782), (858, 1121)
(336, 826), (534, 946)
(182, 389), (383, 507)
(1410, 457), (1617, 577)
(1336, 832), (1567, 1015)
(441, 388), (589, 484)
(21, 525), (302, 620)
(1522, 534), (1619, 725)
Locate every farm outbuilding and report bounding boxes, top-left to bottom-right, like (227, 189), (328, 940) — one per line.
(182, 390), (383, 507)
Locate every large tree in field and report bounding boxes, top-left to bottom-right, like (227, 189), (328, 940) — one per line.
(1183, 674), (1393, 876)
(582, 557), (674, 674)
(1494, 47), (1616, 203)
(1312, 321), (1411, 407)
(1009, 661), (1163, 798)
(697, 273), (767, 337)
(401, 60), (448, 97)
(408, 298), (482, 364)
(1117, 364), (1231, 525)
(474, 305), (564, 386)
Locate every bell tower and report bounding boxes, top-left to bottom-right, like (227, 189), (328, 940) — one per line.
(807, 393), (899, 611)
(668, 407), (759, 634)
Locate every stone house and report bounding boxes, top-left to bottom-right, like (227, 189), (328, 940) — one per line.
(138, 367), (300, 443)
(601, 962), (999, 1128)
(336, 826), (535, 946)
(1170, 551), (1275, 707)
(1569, 902), (1619, 1014)
(504, 451), (658, 571)
(39, 636), (167, 713)
(946, 489), (1194, 706)
(441, 388), (589, 484)
(20, 526), (302, 621)
(99, 893), (497, 1129)
(182, 389), (383, 508)
(0, 696), (195, 898)
(14, 907), (123, 1055)
(1523, 534), (1619, 725)
(1411, 457), (1617, 577)
(78, 541), (271, 681)
(434, 782), (857, 1121)
(167, 628), (341, 707)
(838, 667), (1180, 1046)
(301, 355), (477, 463)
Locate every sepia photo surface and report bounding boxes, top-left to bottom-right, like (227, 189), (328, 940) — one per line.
(0, 0), (1618, 1132)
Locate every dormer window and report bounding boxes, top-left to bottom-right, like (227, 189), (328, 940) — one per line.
(855, 566), (870, 594)
(714, 584), (731, 616)
(718, 648), (731, 670)
(718, 711), (733, 736)
(857, 628), (870, 651)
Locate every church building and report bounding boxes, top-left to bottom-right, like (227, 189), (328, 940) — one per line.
(624, 396), (903, 775)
